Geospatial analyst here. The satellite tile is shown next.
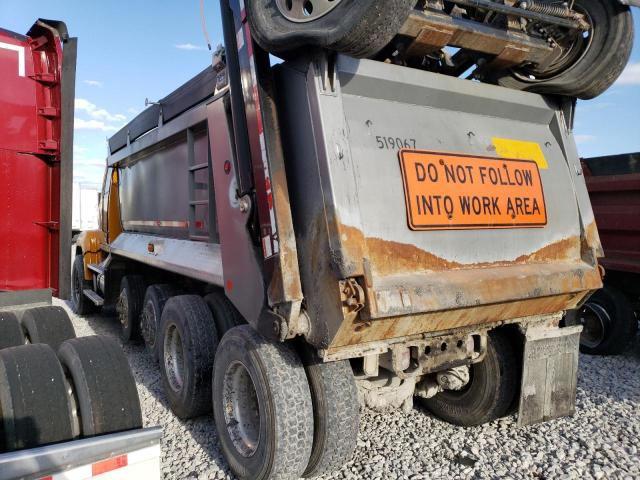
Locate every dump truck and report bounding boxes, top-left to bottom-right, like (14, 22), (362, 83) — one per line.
(0, 19), (161, 478)
(566, 153), (640, 355)
(70, 1), (633, 478)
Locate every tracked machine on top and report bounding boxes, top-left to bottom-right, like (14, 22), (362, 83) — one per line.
(71, 0), (634, 479)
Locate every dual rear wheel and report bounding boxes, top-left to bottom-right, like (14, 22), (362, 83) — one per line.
(156, 294), (360, 479)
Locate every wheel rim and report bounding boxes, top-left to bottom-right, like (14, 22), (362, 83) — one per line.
(117, 294), (129, 330)
(577, 302), (610, 349)
(511, 7), (594, 82)
(222, 361), (261, 457)
(142, 303), (157, 348)
(275, 0), (343, 23)
(164, 324), (185, 392)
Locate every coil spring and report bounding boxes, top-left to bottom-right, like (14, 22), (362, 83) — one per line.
(523, 0), (573, 18)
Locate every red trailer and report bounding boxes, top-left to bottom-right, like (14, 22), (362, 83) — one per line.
(0, 19), (74, 298)
(571, 153), (640, 354)
(0, 21), (157, 476)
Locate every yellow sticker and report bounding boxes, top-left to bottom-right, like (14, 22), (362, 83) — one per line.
(492, 137), (548, 169)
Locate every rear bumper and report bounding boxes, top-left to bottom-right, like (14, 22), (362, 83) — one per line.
(328, 260), (601, 351)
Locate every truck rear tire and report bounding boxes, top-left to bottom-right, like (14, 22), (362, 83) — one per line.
(492, 0), (633, 99)
(21, 306), (76, 352)
(247, 0), (416, 59)
(0, 344), (75, 452)
(299, 348), (359, 478)
(159, 295), (219, 419)
(212, 326), (314, 480)
(419, 330), (519, 426)
(567, 286), (638, 355)
(142, 284), (179, 361)
(58, 336), (142, 437)
(0, 312), (25, 349)
(204, 290), (246, 338)
(117, 275), (146, 343)
(71, 254), (98, 315)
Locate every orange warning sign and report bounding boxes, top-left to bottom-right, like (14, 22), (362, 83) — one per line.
(399, 150), (547, 230)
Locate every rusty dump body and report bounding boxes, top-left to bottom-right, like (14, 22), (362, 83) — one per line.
(87, 47), (601, 426)
(99, 52), (602, 364)
(274, 54), (602, 358)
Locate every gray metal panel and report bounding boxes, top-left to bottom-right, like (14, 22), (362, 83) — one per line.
(116, 120), (213, 241)
(107, 98), (217, 167)
(0, 289), (52, 311)
(277, 54), (601, 349)
(109, 232), (224, 286)
(0, 427), (162, 480)
(57, 34), (76, 300)
(325, 56), (579, 267)
(207, 97), (266, 326)
(337, 55), (555, 125)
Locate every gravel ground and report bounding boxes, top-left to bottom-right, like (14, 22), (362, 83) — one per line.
(54, 298), (640, 480)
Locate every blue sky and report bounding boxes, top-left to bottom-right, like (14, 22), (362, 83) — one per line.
(3, 2), (639, 185)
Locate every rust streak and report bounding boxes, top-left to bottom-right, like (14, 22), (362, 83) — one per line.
(339, 223), (581, 277)
(331, 292), (589, 349)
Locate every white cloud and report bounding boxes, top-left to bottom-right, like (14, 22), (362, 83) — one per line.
(75, 157), (105, 168)
(83, 80), (103, 87)
(74, 118), (119, 132)
(75, 98), (126, 123)
(175, 43), (205, 51)
(127, 107), (139, 115)
(574, 134), (596, 144)
(615, 62), (640, 86)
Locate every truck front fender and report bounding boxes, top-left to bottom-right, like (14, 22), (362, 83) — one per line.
(74, 230), (106, 280)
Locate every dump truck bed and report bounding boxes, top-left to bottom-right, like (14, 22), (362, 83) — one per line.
(101, 52), (601, 356)
(275, 54), (602, 353)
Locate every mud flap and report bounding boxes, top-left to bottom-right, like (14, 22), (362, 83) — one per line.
(517, 325), (583, 427)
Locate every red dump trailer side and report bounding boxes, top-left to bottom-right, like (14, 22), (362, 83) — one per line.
(573, 153), (640, 355)
(0, 20), (75, 298)
(583, 153), (640, 275)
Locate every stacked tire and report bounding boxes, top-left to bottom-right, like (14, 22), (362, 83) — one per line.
(0, 306), (142, 453)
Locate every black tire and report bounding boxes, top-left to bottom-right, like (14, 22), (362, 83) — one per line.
(58, 336), (142, 437)
(0, 344), (75, 452)
(71, 254), (98, 315)
(492, 0), (633, 99)
(117, 275), (146, 343)
(21, 306), (76, 352)
(212, 325), (314, 480)
(159, 295), (219, 419)
(567, 286), (638, 355)
(299, 348), (359, 478)
(204, 290), (246, 338)
(247, 0), (416, 58)
(420, 330), (519, 426)
(0, 312), (25, 349)
(141, 284), (179, 361)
